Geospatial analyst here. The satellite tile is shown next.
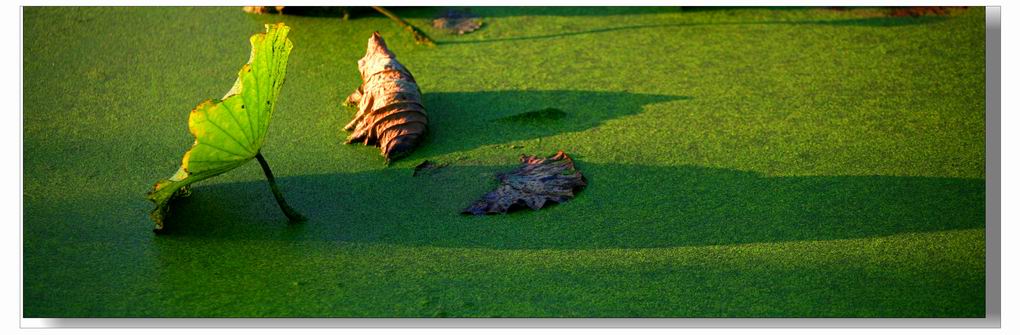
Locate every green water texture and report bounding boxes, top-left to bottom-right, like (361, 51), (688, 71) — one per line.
(23, 7), (986, 317)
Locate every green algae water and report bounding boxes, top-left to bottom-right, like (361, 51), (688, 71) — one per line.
(23, 6), (985, 317)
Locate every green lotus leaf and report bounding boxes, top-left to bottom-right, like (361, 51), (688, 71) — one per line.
(147, 23), (297, 231)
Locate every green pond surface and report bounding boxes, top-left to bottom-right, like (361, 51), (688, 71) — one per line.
(23, 6), (986, 317)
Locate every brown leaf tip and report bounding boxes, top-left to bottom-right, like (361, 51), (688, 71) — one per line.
(463, 151), (587, 215)
(365, 31), (395, 60)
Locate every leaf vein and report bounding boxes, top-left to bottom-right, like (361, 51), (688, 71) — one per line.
(194, 140), (249, 159)
(219, 101), (254, 148)
(201, 113), (254, 155)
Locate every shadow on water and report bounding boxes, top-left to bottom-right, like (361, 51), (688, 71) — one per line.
(274, 6), (685, 19)
(157, 162), (984, 250)
(435, 16), (950, 45)
(426, 6), (685, 18)
(399, 90), (689, 159)
(263, 7), (946, 32)
(277, 6), (951, 20)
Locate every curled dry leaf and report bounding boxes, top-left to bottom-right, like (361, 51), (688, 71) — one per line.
(344, 32), (428, 162)
(463, 151), (587, 215)
(432, 10), (483, 35)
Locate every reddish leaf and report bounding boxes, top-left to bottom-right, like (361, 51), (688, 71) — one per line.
(463, 151), (586, 215)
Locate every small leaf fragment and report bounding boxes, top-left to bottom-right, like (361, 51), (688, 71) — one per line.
(432, 10), (483, 35)
(343, 32), (428, 162)
(413, 160), (448, 177)
(147, 23), (294, 231)
(463, 151), (587, 215)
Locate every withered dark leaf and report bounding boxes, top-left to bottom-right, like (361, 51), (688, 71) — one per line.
(463, 151), (586, 215)
(432, 10), (483, 35)
(344, 32), (428, 162)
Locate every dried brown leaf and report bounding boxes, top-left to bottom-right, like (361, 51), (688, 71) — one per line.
(344, 32), (428, 162)
(463, 151), (586, 215)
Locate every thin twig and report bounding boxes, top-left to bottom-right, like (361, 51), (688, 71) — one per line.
(372, 6), (436, 46)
